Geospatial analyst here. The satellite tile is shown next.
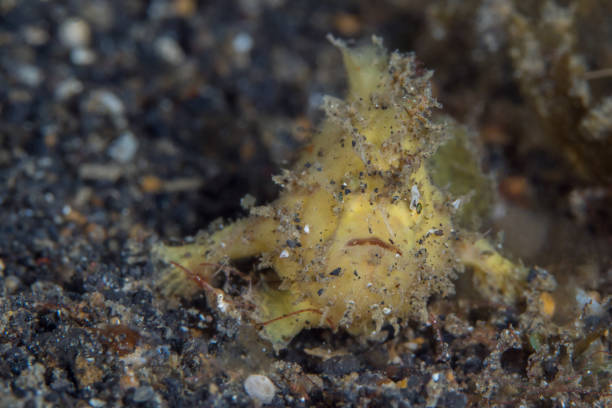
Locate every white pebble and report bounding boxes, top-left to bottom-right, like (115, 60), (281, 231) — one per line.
(59, 18), (91, 48)
(22, 25), (49, 46)
(232, 32), (253, 53)
(88, 398), (106, 407)
(244, 374), (276, 405)
(71, 47), (96, 65)
(15, 64), (43, 87)
(279, 249), (289, 258)
(55, 78), (84, 100)
(108, 131), (139, 163)
(86, 90), (125, 117)
(155, 36), (185, 65)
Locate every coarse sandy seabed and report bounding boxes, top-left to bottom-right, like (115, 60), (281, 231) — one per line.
(0, 1), (610, 407)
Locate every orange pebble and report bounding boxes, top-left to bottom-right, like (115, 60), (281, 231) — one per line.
(141, 175), (163, 193)
(539, 292), (556, 318)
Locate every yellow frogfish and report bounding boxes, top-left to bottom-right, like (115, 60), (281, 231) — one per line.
(154, 36), (530, 350)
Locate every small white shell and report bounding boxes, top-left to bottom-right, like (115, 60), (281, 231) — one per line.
(244, 374), (276, 405)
